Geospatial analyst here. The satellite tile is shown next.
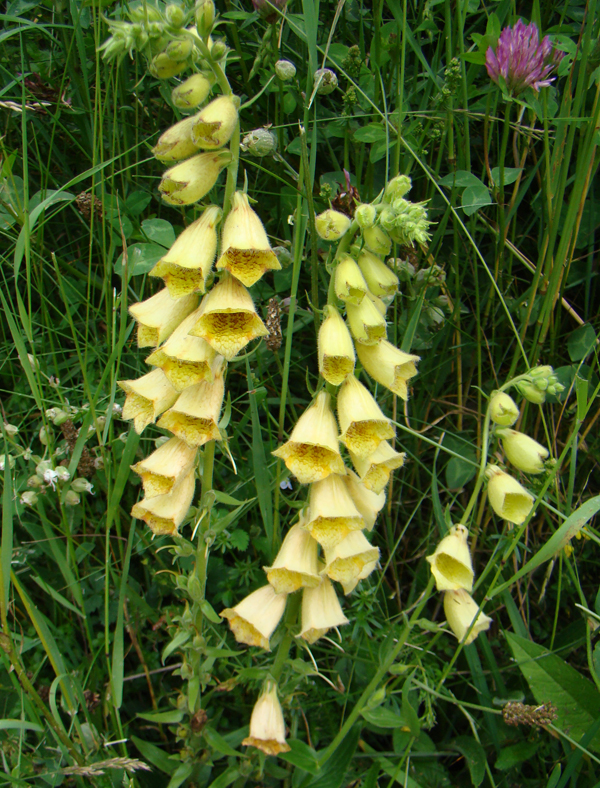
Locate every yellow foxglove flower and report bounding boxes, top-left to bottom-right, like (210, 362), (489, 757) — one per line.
(363, 225), (391, 255)
(159, 150), (231, 206)
(356, 340), (420, 400)
(485, 465), (534, 525)
(318, 305), (355, 386)
(191, 95), (238, 149)
(221, 585), (287, 651)
(341, 558), (378, 595)
(426, 525), (474, 592)
(215, 191), (281, 286)
(129, 289), (198, 349)
(152, 115), (200, 162)
(242, 681), (290, 755)
(349, 441), (406, 494)
(337, 375), (394, 458)
(357, 249), (399, 297)
(149, 206), (222, 297)
(489, 391), (520, 427)
(323, 530), (380, 586)
(272, 391), (345, 484)
(131, 468), (195, 536)
(443, 589), (492, 645)
(131, 437), (197, 498)
(119, 369), (179, 434)
(263, 521), (320, 593)
(145, 310), (217, 391)
(315, 209), (351, 241)
(334, 254), (368, 305)
(346, 293), (387, 345)
(299, 576), (349, 644)
(157, 359), (225, 447)
(189, 273), (268, 359)
(343, 470), (385, 531)
(171, 72), (214, 110)
(497, 429), (549, 475)
(303, 474), (364, 549)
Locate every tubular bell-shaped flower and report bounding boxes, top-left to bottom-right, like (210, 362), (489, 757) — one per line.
(346, 293), (387, 345)
(145, 310), (217, 391)
(119, 369), (179, 434)
(323, 530), (380, 587)
(242, 681), (290, 755)
(152, 115), (200, 162)
(157, 358), (225, 447)
(215, 191), (281, 286)
(272, 391), (345, 484)
(426, 525), (474, 592)
(485, 465), (534, 525)
(357, 249), (399, 297)
(189, 273), (268, 359)
(129, 289), (198, 348)
(299, 576), (349, 644)
(356, 340), (420, 400)
(444, 589), (492, 645)
(131, 469), (195, 536)
(337, 375), (394, 458)
(497, 429), (549, 475)
(159, 150), (231, 206)
(318, 305), (355, 386)
(149, 206), (222, 297)
(191, 94), (239, 149)
(304, 474), (365, 549)
(221, 585), (287, 651)
(131, 437), (197, 498)
(263, 521), (321, 593)
(349, 441), (406, 494)
(334, 254), (368, 305)
(343, 470), (385, 531)
(171, 72), (214, 110)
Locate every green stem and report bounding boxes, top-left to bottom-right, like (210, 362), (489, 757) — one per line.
(270, 594), (301, 682)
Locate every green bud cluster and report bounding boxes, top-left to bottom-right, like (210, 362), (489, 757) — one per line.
(515, 365), (565, 404)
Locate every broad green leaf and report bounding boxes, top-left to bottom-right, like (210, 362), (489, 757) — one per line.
(506, 632), (600, 751)
(137, 709), (185, 724)
(115, 242), (165, 277)
(495, 741), (539, 770)
(567, 323), (597, 362)
(141, 217), (176, 247)
(125, 190), (152, 216)
(0, 719), (43, 732)
(490, 167), (522, 186)
(280, 739), (321, 775)
(353, 123), (388, 143)
(547, 764), (562, 788)
(162, 630), (191, 663)
(461, 183), (492, 216)
(203, 726), (241, 758)
(361, 706), (410, 729)
(167, 762), (194, 788)
(201, 599), (222, 624)
(451, 736), (486, 786)
(310, 725), (361, 788)
(439, 170), (482, 189)
(131, 735), (178, 775)
(207, 767), (240, 788)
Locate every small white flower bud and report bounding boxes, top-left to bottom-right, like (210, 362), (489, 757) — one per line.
(20, 491), (38, 507)
(0, 455), (16, 471)
(71, 478), (94, 494)
(55, 466), (71, 483)
(3, 422), (19, 437)
(64, 490), (80, 507)
(275, 59), (296, 80)
(27, 475), (44, 488)
(39, 426), (51, 446)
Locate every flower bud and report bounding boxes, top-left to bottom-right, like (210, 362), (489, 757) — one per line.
(0, 455), (15, 472)
(304, 473), (365, 549)
(55, 466), (70, 483)
(216, 191), (281, 286)
(386, 175), (413, 203)
(300, 577), (349, 643)
(129, 288), (198, 349)
(210, 39), (227, 60)
(354, 203), (377, 230)
(315, 209), (352, 242)
(378, 207), (397, 233)
(195, 0), (215, 37)
(489, 391), (520, 427)
(497, 429), (549, 475)
(346, 292), (387, 345)
(357, 249), (399, 298)
(191, 95), (238, 149)
(131, 469), (195, 536)
(159, 149), (231, 206)
(275, 59), (296, 80)
(356, 340), (420, 400)
(171, 73), (214, 110)
(165, 4), (186, 27)
(71, 478), (94, 494)
(349, 440), (405, 494)
(152, 115), (200, 162)
(337, 375), (394, 458)
(39, 426), (51, 446)
(314, 68), (338, 95)
(272, 391), (345, 483)
(515, 379), (546, 404)
(363, 225), (391, 255)
(241, 128), (277, 157)
(189, 274), (268, 359)
(20, 491), (38, 507)
(393, 259), (416, 282)
(264, 521), (320, 593)
(3, 422), (18, 437)
(150, 52), (188, 79)
(318, 305), (355, 386)
(242, 681), (290, 755)
(166, 37), (194, 62)
(64, 490), (80, 507)
(118, 369), (179, 434)
(485, 465), (534, 525)
(334, 254), (368, 304)
(426, 525), (474, 592)
(444, 589), (492, 645)
(221, 585), (287, 651)
(27, 475), (44, 489)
